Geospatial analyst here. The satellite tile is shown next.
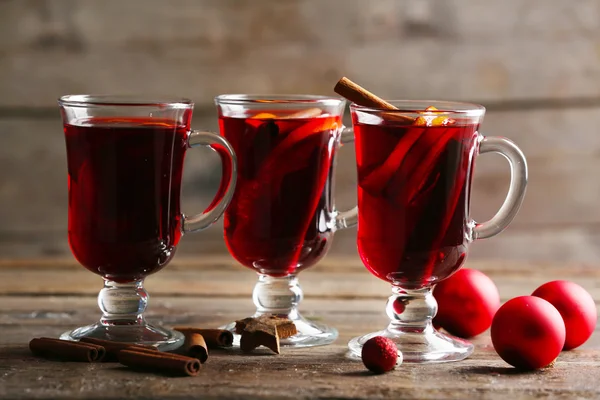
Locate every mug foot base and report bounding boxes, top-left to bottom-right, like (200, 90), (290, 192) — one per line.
(347, 326), (473, 363)
(60, 322), (184, 351)
(223, 312), (338, 348)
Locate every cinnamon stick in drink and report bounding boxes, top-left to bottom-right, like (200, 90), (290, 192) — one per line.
(118, 349), (201, 377)
(334, 77), (397, 109)
(29, 337), (106, 362)
(174, 328), (234, 348)
(79, 337), (157, 362)
(334, 77), (413, 123)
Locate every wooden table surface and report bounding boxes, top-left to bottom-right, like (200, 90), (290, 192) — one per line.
(1, 257), (599, 399)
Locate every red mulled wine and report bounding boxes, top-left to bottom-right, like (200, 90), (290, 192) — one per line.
(220, 113), (341, 277)
(354, 118), (479, 288)
(64, 117), (187, 283)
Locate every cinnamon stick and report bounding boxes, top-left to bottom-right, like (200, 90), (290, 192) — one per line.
(118, 349), (201, 377)
(79, 337), (157, 362)
(180, 333), (208, 363)
(334, 77), (397, 110)
(333, 77), (413, 123)
(29, 337), (106, 362)
(173, 328), (233, 348)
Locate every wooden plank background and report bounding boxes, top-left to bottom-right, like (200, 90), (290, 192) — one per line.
(1, 258), (599, 399)
(1, 0), (600, 263)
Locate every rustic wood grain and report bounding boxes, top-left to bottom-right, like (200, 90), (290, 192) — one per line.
(2, 0), (600, 263)
(0, 258), (599, 399)
(1, 0), (599, 107)
(0, 257), (599, 301)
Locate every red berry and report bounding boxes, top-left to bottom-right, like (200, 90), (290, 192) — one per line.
(491, 296), (566, 370)
(532, 280), (597, 350)
(433, 268), (500, 338)
(361, 336), (399, 373)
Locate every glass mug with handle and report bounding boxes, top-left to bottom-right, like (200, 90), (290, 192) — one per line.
(59, 95), (237, 350)
(347, 101), (528, 362)
(216, 95), (357, 347)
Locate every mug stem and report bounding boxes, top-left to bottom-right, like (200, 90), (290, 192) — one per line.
(59, 279), (183, 351)
(222, 274), (338, 348)
(98, 280), (148, 326)
(348, 284), (473, 363)
(386, 286), (437, 332)
(253, 274), (302, 318)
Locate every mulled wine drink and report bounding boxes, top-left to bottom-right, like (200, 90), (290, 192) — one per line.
(220, 113), (340, 277)
(59, 95), (237, 349)
(354, 119), (479, 288)
(65, 117), (187, 283)
(216, 95), (356, 348)
(348, 101), (527, 363)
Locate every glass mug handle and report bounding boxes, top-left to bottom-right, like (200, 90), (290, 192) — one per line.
(182, 130), (238, 233)
(335, 126), (359, 230)
(472, 135), (528, 240)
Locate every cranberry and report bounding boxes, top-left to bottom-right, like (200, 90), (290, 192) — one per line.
(532, 280), (597, 350)
(433, 268), (500, 338)
(361, 336), (399, 373)
(491, 296), (565, 369)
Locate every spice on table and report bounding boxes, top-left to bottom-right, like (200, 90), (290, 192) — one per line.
(179, 333), (208, 363)
(79, 337), (158, 361)
(235, 315), (298, 339)
(173, 328), (234, 348)
(118, 349), (201, 377)
(235, 315), (297, 354)
(29, 337), (106, 362)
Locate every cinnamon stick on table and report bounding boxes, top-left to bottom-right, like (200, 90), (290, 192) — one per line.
(29, 338), (106, 362)
(174, 328), (233, 348)
(179, 333), (208, 363)
(79, 337), (157, 362)
(118, 349), (201, 377)
(333, 77), (413, 123)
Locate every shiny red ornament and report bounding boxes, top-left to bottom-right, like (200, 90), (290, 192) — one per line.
(433, 268), (500, 338)
(532, 280), (597, 350)
(491, 296), (565, 369)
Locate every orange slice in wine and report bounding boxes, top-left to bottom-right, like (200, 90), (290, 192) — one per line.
(414, 106), (455, 127)
(247, 112), (278, 128)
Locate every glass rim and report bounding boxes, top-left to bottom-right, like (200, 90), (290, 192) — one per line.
(215, 94), (345, 106)
(350, 100), (486, 117)
(58, 95), (194, 108)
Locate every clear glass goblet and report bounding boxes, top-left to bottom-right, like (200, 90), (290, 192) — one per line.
(216, 94), (357, 347)
(59, 95), (237, 350)
(347, 101), (528, 362)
